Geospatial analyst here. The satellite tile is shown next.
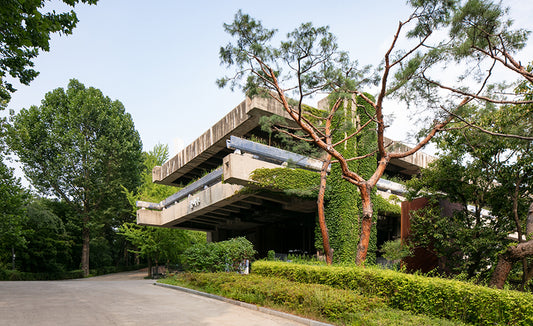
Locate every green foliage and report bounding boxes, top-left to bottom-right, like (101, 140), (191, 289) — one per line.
(119, 223), (199, 266)
(374, 194), (401, 216)
(323, 95), (378, 264)
(162, 272), (384, 324)
(267, 250), (275, 261)
(0, 157), (29, 266)
(7, 79), (143, 275)
(17, 199), (73, 273)
(182, 237), (256, 273)
(133, 144), (176, 203)
(380, 239), (413, 262)
(8, 79), (143, 203)
(0, 268), (85, 281)
(406, 95), (532, 280)
(253, 261), (533, 325)
(0, 264), (145, 281)
(0, 0), (98, 101)
(162, 272), (465, 325)
(250, 167), (319, 197)
(121, 144), (206, 269)
(218, 10), (362, 97)
(408, 199), (506, 278)
(449, 0), (529, 57)
(259, 114), (323, 158)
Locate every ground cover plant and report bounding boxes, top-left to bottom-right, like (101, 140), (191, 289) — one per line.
(160, 272), (465, 326)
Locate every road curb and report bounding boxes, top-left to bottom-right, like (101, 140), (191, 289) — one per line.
(154, 282), (332, 326)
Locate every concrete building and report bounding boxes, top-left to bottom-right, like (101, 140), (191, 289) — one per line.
(136, 96), (434, 256)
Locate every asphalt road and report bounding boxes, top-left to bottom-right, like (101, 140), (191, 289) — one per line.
(0, 270), (305, 326)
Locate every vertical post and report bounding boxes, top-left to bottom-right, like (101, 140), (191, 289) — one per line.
(12, 247), (16, 271)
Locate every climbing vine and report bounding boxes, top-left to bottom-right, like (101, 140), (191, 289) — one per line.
(251, 94), (400, 264)
(320, 94), (378, 264)
(250, 167), (320, 198)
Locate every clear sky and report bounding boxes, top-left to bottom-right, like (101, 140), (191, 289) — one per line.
(4, 0), (533, 160)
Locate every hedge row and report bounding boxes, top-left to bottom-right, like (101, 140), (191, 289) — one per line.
(163, 272), (384, 323)
(0, 269), (84, 281)
(252, 261), (533, 325)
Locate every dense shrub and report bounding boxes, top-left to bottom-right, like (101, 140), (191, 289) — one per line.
(182, 237), (256, 272)
(253, 261), (533, 325)
(0, 268), (84, 280)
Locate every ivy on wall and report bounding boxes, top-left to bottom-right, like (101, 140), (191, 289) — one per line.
(319, 94), (378, 264)
(250, 167), (320, 198)
(374, 195), (402, 217)
(250, 94), (401, 264)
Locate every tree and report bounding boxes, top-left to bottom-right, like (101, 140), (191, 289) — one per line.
(0, 0), (97, 101)
(218, 1), (532, 264)
(121, 144), (206, 277)
(17, 199), (73, 273)
(7, 79), (143, 276)
(0, 159), (29, 269)
(407, 98), (532, 287)
(0, 108), (29, 269)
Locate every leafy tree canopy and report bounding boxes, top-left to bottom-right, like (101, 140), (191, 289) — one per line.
(0, 0), (98, 102)
(7, 78), (143, 276)
(406, 91), (532, 280)
(0, 159), (29, 267)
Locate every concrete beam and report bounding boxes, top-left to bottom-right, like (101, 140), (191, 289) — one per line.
(226, 136), (325, 171)
(223, 153), (283, 186)
(153, 96), (293, 186)
(137, 182), (245, 228)
(137, 167), (222, 211)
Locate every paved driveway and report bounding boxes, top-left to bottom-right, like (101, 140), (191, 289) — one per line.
(0, 270), (304, 326)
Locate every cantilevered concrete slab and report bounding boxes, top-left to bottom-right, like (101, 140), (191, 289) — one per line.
(138, 150), (407, 230)
(154, 96), (434, 187)
(153, 97), (294, 186)
(138, 152), (317, 232)
(139, 137), (411, 255)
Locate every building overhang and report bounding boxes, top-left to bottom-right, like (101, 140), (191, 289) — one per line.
(138, 152), (318, 231)
(138, 143), (408, 232)
(153, 96), (435, 187)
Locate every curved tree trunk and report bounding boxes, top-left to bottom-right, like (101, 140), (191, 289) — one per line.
(490, 202), (533, 289)
(356, 184), (373, 264)
(317, 154), (333, 265)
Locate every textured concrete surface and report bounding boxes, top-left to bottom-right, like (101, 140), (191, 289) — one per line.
(0, 270), (306, 326)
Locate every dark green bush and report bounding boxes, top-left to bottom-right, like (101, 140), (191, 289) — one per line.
(253, 261), (533, 325)
(0, 268), (85, 280)
(182, 237), (256, 272)
(0, 264), (144, 280)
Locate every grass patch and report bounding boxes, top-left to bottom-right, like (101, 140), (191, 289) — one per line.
(160, 272), (465, 326)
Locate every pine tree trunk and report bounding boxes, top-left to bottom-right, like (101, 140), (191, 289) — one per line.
(318, 155), (333, 265)
(356, 184), (373, 265)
